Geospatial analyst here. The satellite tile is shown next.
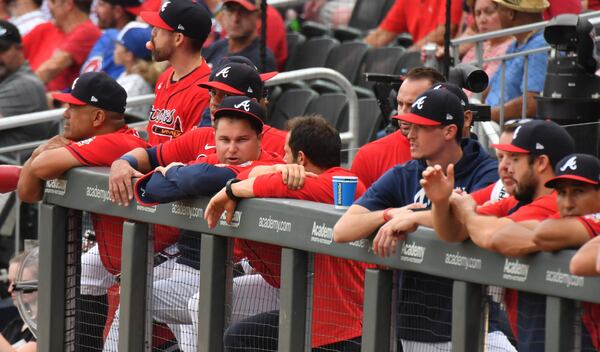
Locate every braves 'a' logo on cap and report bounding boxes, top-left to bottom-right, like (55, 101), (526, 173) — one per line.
(412, 96), (427, 110)
(513, 125), (522, 140)
(0, 26), (7, 37)
(560, 156), (578, 172)
(161, 0), (171, 12)
(234, 100), (251, 111)
(216, 66), (231, 78)
(71, 77), (80, 90)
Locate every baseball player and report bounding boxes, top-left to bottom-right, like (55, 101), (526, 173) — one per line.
(140, 0), (213, 145)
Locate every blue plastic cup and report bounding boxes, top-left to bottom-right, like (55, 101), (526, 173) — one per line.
(332, 176), (358, 209)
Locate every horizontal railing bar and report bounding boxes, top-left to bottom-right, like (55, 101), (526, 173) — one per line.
(451, 10), (600, 46)
(43, 167), (600, 304)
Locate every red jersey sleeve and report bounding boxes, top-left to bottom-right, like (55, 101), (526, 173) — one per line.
(59, 21), (101, 65)
(156, 128), (213, 165)
(65, 131), (149, 166)
(379, 0), (408, 33)
(476, 196), (518, 217)
(470, 183), (493, 206)
(577, 213), (600, 238)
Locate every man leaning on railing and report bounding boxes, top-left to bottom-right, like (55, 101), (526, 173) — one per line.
(484, 0), (549, 122)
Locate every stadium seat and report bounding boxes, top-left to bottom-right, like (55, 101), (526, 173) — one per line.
(348, 0), (391, 31)
(336, 98), (383, 145)
(395, 51), (424, 76)
(325, 41), (369, 84)
(355, 46), (407, 89)
(284, 37), (340, 71)
(269, 88), (319, 129)
(300, 21), (332, 38)
(305, 93), (349, 128)
(285, 32), (306, 70)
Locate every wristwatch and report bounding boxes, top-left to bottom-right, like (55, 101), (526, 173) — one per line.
(225, 178), (241, 201)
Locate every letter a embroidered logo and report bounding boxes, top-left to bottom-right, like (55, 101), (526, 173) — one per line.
(560, 156), (578, 172)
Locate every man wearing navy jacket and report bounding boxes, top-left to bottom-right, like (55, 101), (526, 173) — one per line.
(332, 87), (510, 351)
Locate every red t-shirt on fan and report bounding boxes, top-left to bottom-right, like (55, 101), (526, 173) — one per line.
(64, 127), (179, 274)
(147, 63), (211, 145)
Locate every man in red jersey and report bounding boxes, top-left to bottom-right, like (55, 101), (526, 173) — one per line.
(15, 72), (161, 350)
(424, 119), (575, 351)
(102, 96), (283, 351)
(140, 0), (213, 145)
(108, 58), (285, 206)
(351, 67), (445, 188)
(205, 115), (371, 352)
(23, 0), (100, 91)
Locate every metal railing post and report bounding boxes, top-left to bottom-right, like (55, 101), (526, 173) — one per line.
(118, 221), (151, 352)
(361, 269), (392, 352)
(499, 61), (506, 125)
(522, 55), (529, 119)
(452, 281), (485, 352)
(278, 247), (308, 352)
(37, 203), (68, 352)
(545, 296), (575, 352)
(198, 233), (229, 352)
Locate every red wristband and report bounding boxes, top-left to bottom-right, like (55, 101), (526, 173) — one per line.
(383, 208), (393, 222)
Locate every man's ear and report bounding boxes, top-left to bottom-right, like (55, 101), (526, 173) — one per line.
(174, 32), (185, 48)
(297, 151), (307, 166)
(444, 124), (458, 141)
(92, 109), (107, 128)
(536, 155), (552, 174)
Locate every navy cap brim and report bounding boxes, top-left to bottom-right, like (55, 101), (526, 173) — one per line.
(198, 81), (245, 95)
(214, 107), (264, 126)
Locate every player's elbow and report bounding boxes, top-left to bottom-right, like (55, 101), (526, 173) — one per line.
(332, 217), (358, 243)
(30, 158), (61, 180)
(17, 186), (43, 204)
(569, 255), (587, 276)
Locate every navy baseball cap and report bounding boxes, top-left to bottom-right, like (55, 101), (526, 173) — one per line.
(53, 72), (127, 114)
(0, 20), (20, 52)
(545, 153), (600, 188)
(214, 96), (265, 132)
(432, 82), (469, 109)
(210, 56), (278, 80)
(117, 22), (152, 60)
(223, 0), (258, 11)
(101, 0), (143, 15)
(492, 120), (575, 166)
(200, 63), (277, 100)
(141, 0), (212, 41)
(394, 88), (464, 131)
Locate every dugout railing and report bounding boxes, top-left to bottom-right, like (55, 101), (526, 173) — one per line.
(36, 167), (600, 352)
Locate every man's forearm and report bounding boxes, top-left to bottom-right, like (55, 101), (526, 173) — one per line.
(464, 212), (512, 250)
(17, 158), (45, 203)
(491, 93), (538, 122)
(126, 147), (153, 173)
(490, 222), (539, 257)
(432, 201), (468, 242)
(231, 178), (256, 198)
(333, 205), (387, 243)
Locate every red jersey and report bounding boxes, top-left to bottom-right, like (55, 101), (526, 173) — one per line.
(264, 5), (288, 70)
(379, 0), (463, 43)
(147, 63), (211, 145)
(350, 130), (411, 188)
(240, 167), (372, 347)
(578, 213), (600, 238)
(23, 21), (100, 91)
(543, 0), (581, 20)
(65, 127), (179, 274)
(154, 124), (286, 165)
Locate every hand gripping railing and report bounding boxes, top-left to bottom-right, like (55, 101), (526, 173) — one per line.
(38, 167), (600, 352)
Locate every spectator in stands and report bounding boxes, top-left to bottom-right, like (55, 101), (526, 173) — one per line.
(543, 0), (581, 20)
(484, 0), (549, 121)
(333, 88), (504, 351)
(79, 0), (141, 78)
(0, 20), (50, 148)
(203, 0), (276, 72)
(424, 120), (575, 351)
(108, 58), (286, 206)
(364, 0), (463, 50)
(205, 115), (370, 352)
(7, 0), (46, 35)
(16, 72), (153, 350)
(23, 0), (101, 92)
(103, 96), (283, 351)
(0, 251), (36, 352)
(350, 67), (445, 188)
(460, 0), (512, 97)
(303, 0), (356, 27)
(113, 22), (158, 118)
(140, 0), (212, 145)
